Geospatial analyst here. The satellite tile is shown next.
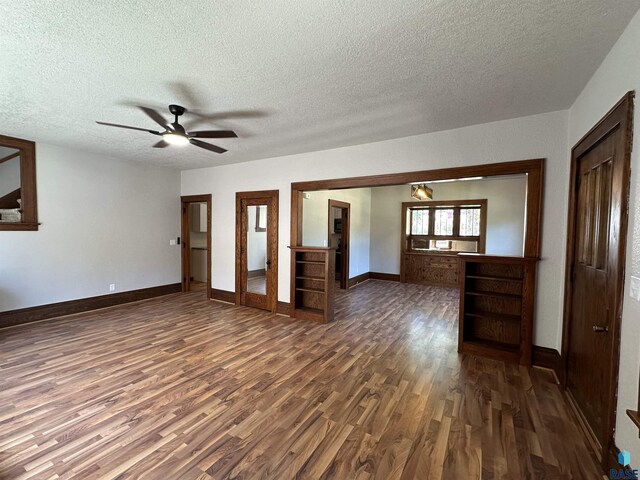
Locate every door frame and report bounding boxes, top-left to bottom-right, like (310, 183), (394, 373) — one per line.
(328, 199), (350, 289)
(560, 92), (634, 469)
(291, 159), (544, 256)
(180, 194), (212, 300)
(235, 190), (279, 312)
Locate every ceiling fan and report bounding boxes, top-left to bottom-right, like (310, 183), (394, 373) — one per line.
(96, 104), (237, 153)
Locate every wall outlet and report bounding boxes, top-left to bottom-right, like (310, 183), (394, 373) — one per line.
(630, 276), (640, 301)
(169, 239), (177, 246)
(109, 283), (116, 292)
(323, 239), (327, 246)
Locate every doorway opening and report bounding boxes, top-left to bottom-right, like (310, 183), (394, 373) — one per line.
(328, 199), (350, 289)
(181, 194), (212, 299)
(235, 190), (279, 312)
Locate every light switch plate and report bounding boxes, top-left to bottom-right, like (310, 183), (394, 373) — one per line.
(630, 276), (640, 301)
(169, 239), (176, 246)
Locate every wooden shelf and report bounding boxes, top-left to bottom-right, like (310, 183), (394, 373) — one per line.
(296, 275), (324, 281)
(458, 255), (538, 365)
(464, 338), (519, 353)
(465, 310), (521, 322)
(295, 287), (325, 294)
(289, 246), (335, 323)
(466, 274), (523, 283)
(465, 290), (522, 300)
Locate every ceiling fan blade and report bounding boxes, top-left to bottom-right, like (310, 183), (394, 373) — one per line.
(138, 106), (170, 129)
(190, 139), (227, 154)
(96, 121), (160, 134)
(152, 140), (169, 148)
(189, 130), (237, 138)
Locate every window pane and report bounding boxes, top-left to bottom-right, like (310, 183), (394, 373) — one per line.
(433, 209), (454, 235)
(460, 208), (480, 236)
(410, 209), (429, 235)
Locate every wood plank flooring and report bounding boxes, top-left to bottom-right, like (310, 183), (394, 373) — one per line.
(0, 280), (604, 479)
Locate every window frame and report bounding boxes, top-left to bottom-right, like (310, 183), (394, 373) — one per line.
(0, 134), (38, 231)
(402, 199), (487, 254)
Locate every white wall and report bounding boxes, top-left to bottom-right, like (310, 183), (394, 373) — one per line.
(301, 188), (371, 278)
(181, 109), (569, 349)
(369, 176), (527, 274)
(0, 143), (181, 311)
(568, 8), (640, 464)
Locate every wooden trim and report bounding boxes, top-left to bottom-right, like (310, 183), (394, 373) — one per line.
(276, 301), (291, 315)
(211, 288), (236, 304)
(181, 194), (212, 300)
(402, 199), (488, 254)
(347, 272), (369, 288)
(627, 410), (640, 436)
(369, 272), (401, 282)
(532, 346), (563, 383)
(560, 91), (635, 470)
(0, 283), (181, 329)
(0, 134), (38, 231)
(328, 199), (350, 289)
(291, 158), (544, 260)
(235, 190), (279, 313)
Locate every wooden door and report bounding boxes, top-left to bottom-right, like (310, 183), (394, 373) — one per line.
(327, 200), (350, 289)
(562, 93), (633, 466)
(180, 195), (212, 299)
(236, 191), (279, 312)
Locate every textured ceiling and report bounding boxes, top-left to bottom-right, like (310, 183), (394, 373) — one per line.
(2, 0), (639, 169)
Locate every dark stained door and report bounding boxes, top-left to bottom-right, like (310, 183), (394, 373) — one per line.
(564, 93), (633, 464)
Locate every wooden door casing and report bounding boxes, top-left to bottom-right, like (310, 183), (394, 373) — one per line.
(235, 190), (279, 313)
(180, 194), (212, 300)
(562, 92), (634, 468)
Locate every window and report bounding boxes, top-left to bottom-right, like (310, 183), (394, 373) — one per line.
(403, 199), (487, 254)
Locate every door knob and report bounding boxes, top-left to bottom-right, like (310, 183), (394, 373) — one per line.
(592, 325), (609, 333)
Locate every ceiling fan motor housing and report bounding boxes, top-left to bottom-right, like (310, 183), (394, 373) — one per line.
(169, 104), (186, 116)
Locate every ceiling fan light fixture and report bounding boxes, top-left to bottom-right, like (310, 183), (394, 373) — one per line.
(162, 132), (189, 146)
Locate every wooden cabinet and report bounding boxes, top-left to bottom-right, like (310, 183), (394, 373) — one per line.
(402, 253), (459, 287)
(458, 254), (538, 365)
(289, 246), (335, 323)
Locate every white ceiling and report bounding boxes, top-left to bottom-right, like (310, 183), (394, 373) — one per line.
(2, 1), (639, 170)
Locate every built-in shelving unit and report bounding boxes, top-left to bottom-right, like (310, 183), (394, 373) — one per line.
(289, 246), (335, 323)
(458, 254), (538, 365)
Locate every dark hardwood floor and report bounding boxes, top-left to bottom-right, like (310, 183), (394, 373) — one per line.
(0, 280), (603, 479)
